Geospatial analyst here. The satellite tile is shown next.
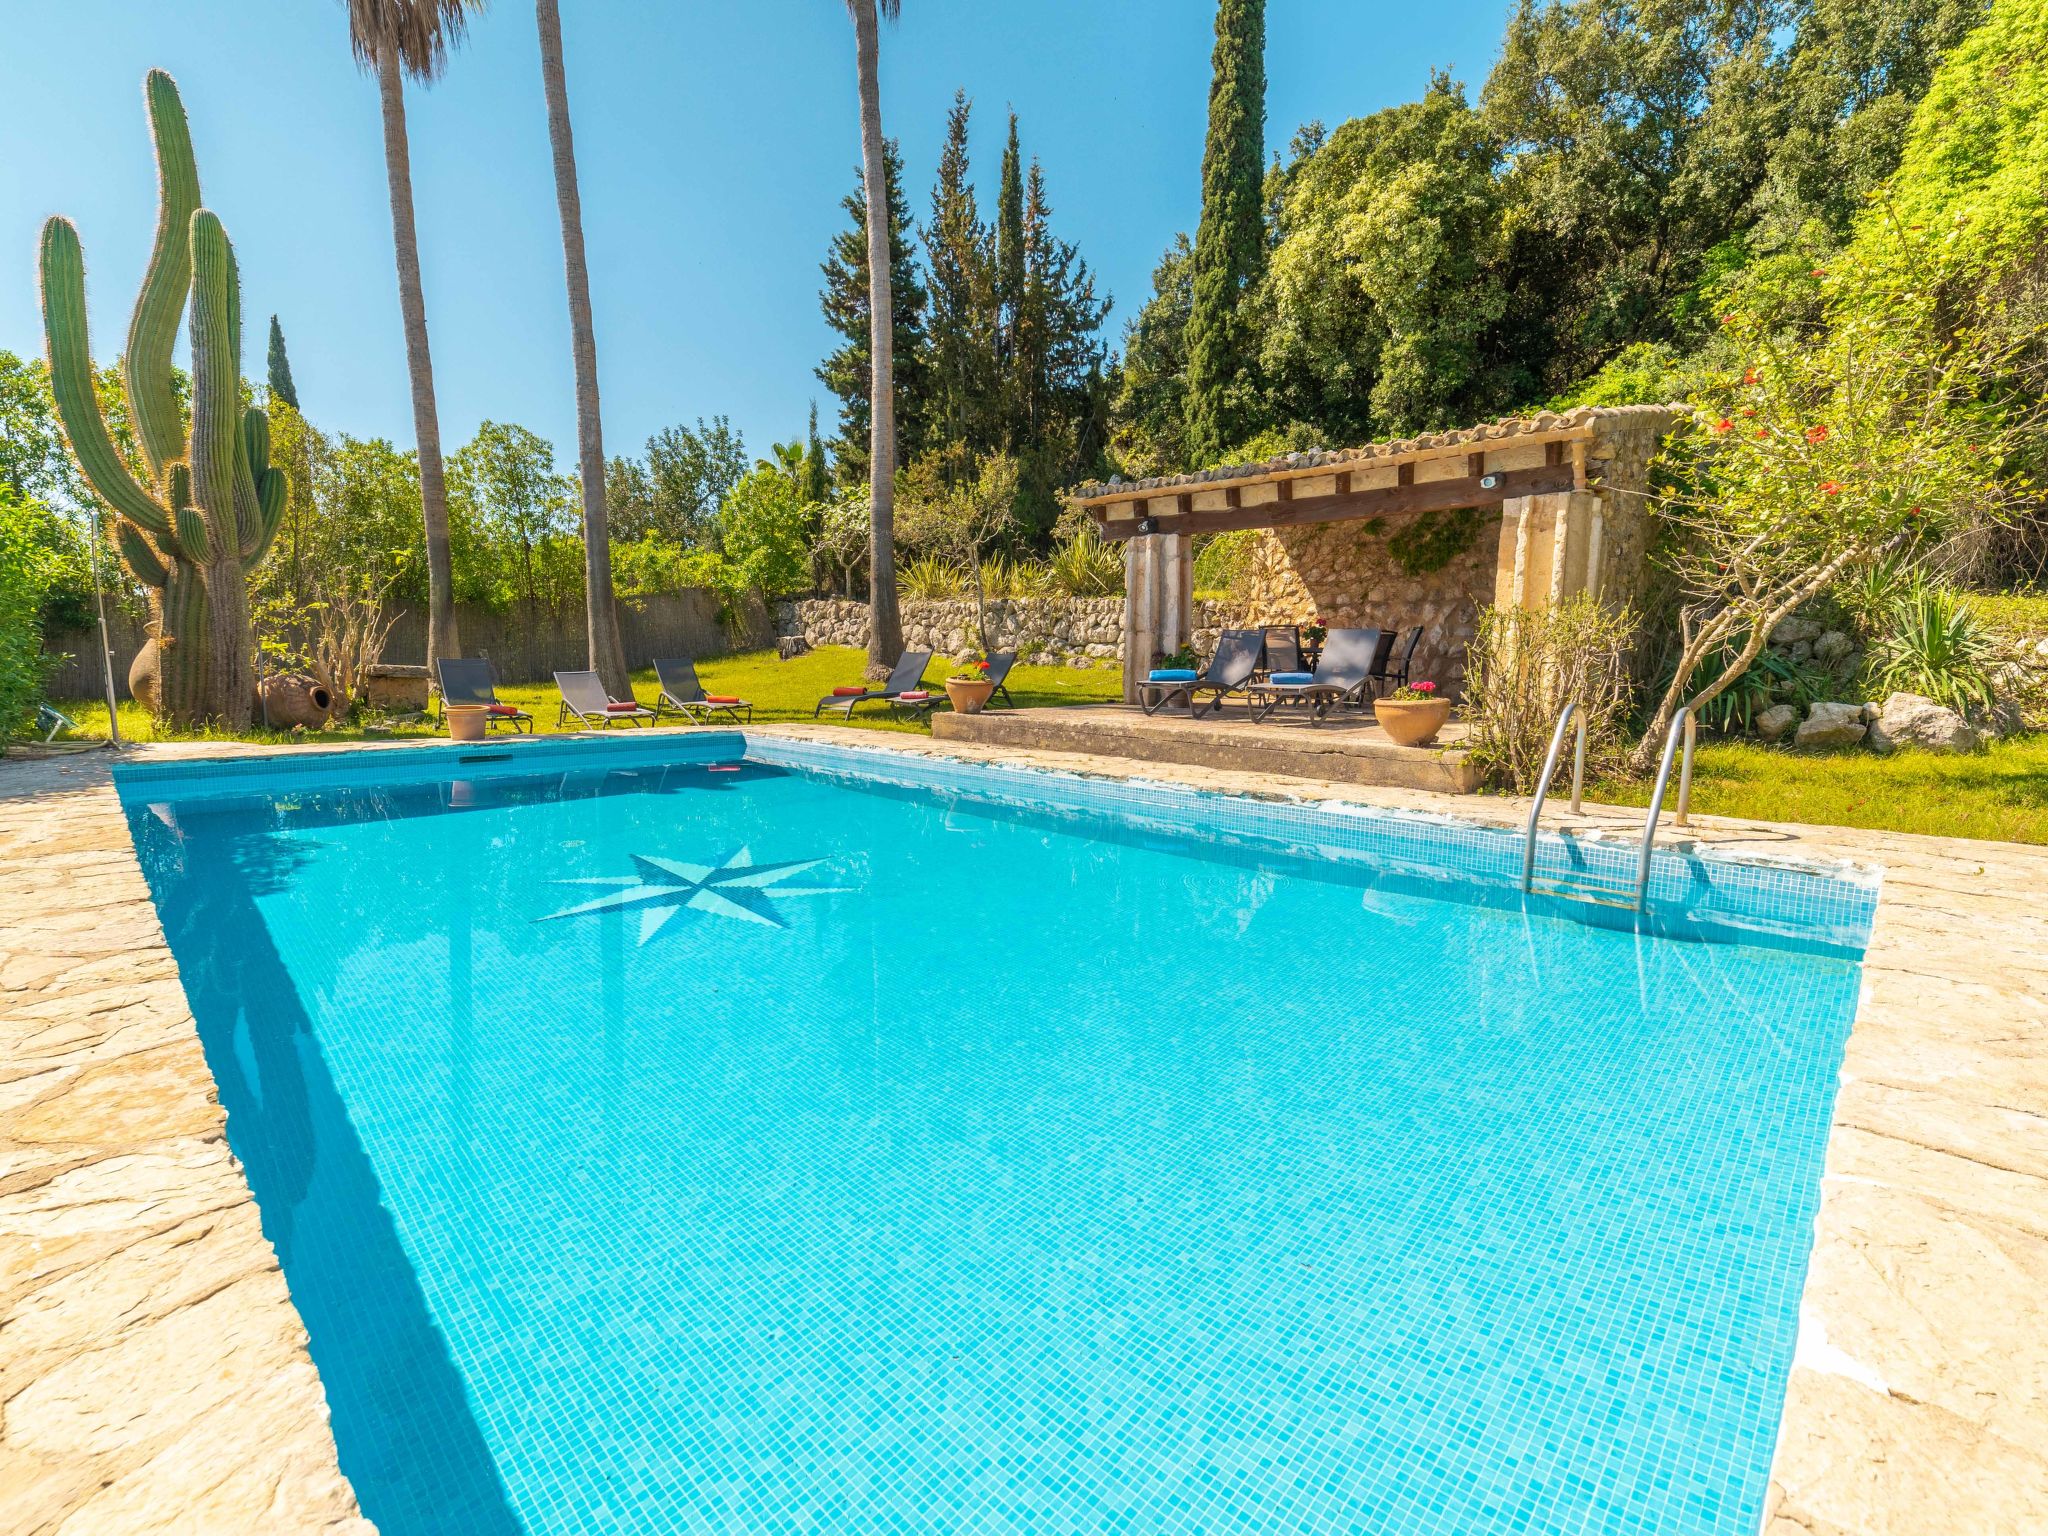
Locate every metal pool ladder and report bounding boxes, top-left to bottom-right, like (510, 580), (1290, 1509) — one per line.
(1521, 703), (1696, 912)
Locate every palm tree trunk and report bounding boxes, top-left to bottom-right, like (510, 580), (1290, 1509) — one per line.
(536, 0), (630, 695)
(852, 1), (902, 670)
(375, 46), (460, 676)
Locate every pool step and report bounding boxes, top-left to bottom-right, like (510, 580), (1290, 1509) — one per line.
(1527, 872), (1642, 911)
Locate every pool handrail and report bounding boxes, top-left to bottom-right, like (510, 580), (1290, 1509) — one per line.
(1634, 706), (1698, 910)
(1520, 700), (1588, 892)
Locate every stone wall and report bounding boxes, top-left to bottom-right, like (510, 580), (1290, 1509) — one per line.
(1231, 511), (1499, 695)
(779, 597), (1234, 668)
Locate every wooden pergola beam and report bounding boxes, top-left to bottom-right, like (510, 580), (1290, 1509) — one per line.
(1088, 462), (1580, 542)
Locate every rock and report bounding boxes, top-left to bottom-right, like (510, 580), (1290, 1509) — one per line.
(775, 636), (810, 660)
(1861, 701), (1881, 723)
(1867, 692), (1979, 754)
(1756, 703), (1799, 743)
(1771, 615), (1822, 646)
(1789, 640), (1815, 662)
(1795, 700), (1868, 749)
(1813, 629), (1853, 663)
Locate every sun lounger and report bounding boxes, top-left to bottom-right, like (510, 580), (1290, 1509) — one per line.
(1138, 630), (1262, 716)
(651, 658), (752, 725)
(1245, 628), (1381, 723)
(436, 658), (533, 733)
(813, 651), (932, 717)
(555, 670), (655, 729)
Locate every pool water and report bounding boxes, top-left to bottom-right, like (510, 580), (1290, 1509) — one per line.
(123, 739), (1864, 1536)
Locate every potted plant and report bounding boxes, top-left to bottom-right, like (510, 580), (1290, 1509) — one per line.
(1375, 680), (1452, 746)
(944, 656), (998, 715)
(446, 703), (489, 742)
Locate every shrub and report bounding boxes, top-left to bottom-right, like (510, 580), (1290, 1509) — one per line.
(1867, 578), (1999, 714)
(1191, 529), (1258, 598)
(1463, 595), (1638, 793)
(1666, 645), (1832, 735)
(0, 489), (60, 745)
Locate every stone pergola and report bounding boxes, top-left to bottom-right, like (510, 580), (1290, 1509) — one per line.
(1068, 404), (1680, 703)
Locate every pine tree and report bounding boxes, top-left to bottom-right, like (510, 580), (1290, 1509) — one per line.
(266, 314), (300, 410)
(817, 138), (928, 485)
(1014, 156), (1112, 539)
(1185, 0), (1268, 462)
(923, 90), (999, 460)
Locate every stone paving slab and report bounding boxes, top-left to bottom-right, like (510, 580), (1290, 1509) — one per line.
(2, 729), (2042, 1535)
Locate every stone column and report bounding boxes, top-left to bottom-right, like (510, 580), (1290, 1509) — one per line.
(1493, 490), (1605, 609)
(1157, 533), (1192, 656)
(1122, 534), (1159, 704)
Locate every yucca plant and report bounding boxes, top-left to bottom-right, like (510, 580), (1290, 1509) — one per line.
(1047, 527), (1124, 596)
(1867, 578), (1998, 714)
(1667, 644), (1831, 734)
(898, 553), (961, 599)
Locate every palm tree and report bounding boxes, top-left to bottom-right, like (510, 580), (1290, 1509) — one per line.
(846, 0), (904, 671)
(343, 0), (484, 679)
(534, 0), (629, 694)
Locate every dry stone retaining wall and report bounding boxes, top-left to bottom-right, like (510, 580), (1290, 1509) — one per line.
(778, 597), (1235, 668)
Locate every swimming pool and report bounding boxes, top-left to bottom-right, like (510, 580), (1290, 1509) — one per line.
(119, 734), (1870, 1535)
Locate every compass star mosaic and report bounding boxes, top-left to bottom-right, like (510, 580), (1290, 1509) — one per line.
(540, 847), (846, 943)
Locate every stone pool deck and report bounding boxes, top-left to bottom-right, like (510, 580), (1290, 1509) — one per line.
(2, 727), (2043, 1535)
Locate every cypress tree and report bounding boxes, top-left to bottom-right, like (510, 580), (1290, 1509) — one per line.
(995, 112), (1028, 443)
(266, 314), (300, 410)
(924, 90), (998, 459)
(802, 400), (831, 504)
(817, 139), (928, 485)
(1184, 0), (1267, 463)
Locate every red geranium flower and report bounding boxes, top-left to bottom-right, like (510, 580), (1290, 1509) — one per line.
(1819, 480), (1843, 496)
(1806, 424), (1829, 444)
(1712, 418), (1734, 434)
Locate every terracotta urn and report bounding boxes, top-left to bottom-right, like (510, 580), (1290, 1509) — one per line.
(259, 673), (335, 730)
(446, 704), (489, 743)
(1375, 696), (1453, 747)
(944, 677), (996, 715)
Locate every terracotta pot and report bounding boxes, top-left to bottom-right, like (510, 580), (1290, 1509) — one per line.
(1375, 696), (1453, 747)
(446, 704), (489, 743)
(944, 677), (996, 715)
(259, 672), (335, 730)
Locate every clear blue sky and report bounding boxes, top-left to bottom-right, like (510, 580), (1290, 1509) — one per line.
(3, 0), (1508, 469)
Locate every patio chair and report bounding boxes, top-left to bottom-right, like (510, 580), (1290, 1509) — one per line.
(1383, 625), (1426, 694)
(435, 658), (533, 733)
(813, 650), (933, 718)
(1245, 627), (1382, 723)
(36, 703), (79, 742)
(1262, 626), (1304, 677)
(555, 670), (655, 729)
(651, 657), (752, 725)
(1137, 629), (1262, 717)
(1354, 628), (1398, 705)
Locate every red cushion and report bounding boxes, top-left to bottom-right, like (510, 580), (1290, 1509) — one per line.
(486, 704), (520, 717)
(896, 690), (932, 702)
(604, 701), (641, 713)
(832, 686), (868, 697)
(704, 695), (742, 705)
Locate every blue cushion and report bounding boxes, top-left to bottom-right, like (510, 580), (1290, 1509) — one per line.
(1269, 671), (1315, 685)
(1147, 669), (1198, 682)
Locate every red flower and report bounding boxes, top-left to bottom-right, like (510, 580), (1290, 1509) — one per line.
(1755, 428), (1769, 438)
(1810, 267), (1828, 278)
(1712, 418), (1734, 434)
(1905, 507), (1920, 520)
(1742, 369), (1758, 385)
(1414, 681), (1437, 694)
(1805, 424), (1829, 444)
(1740, 407), (1755, 417)
(1819, 480), (1843, 496)
(975, 659), (989, 672)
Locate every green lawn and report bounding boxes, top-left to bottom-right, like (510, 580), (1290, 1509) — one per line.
(1585, 734), (2048, 845)
(46, 646), (1124, 745)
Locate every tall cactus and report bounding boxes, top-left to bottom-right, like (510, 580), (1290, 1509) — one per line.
(39, 70), (284, 728)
